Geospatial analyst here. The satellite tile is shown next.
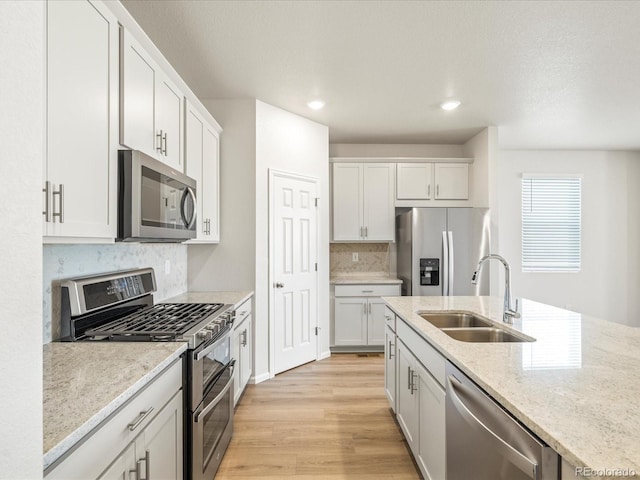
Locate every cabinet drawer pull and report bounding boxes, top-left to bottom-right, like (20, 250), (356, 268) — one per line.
(128, 407), (154, 431)
(361, 290), (373, 293)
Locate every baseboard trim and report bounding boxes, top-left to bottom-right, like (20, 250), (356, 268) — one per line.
(251, 372), (270, 384)
(330, 345), (384, 354)
(318, 350), (331, 360)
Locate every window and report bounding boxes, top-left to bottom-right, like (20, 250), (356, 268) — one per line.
(521, 175), (581, 272)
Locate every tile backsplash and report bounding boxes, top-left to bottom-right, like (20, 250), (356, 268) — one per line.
(43, 243), (188, 343)
(330, 243), (390, 276)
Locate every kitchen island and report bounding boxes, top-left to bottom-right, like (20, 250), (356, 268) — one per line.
(383, 296), (640, 480)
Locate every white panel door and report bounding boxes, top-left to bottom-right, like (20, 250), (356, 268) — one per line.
(121, 29), (156, 158)
(332, 163), (362, 240)
(363, 163), (395, 241)
(272, 173), (318, 374)
(46, 0), (117, 239)
(367, 298), (386, 345)
(334, 297), (367, 346)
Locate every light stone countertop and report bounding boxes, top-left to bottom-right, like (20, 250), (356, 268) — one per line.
(164, 290), (253, 308)
(383, 295), (640, 480)
(43, 342), (187, 470)
(330, 274), (402, 285)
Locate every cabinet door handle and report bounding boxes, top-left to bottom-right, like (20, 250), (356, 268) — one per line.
(428, 183), (431, 198)
(436, 184), (440, 197)
(42, 181), (51, 222)
(407, 366), (412, 391)
(364, 226), (368, 238)
(52, 184), (64, 223)
(410, 370), (418, 395)
(242, 329), (247, 346)
(360, 226), (363, 238)
(388, 340), (394, 359)
(156, 130), (164, 153)
(162, 132), (168, 155)
(127, 407), (154, 431)
(369, 303), (372, 314)
(136, 450), (150, 480)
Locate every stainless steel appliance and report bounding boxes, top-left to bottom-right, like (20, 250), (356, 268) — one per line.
(396, 208), (491, 296)
(118, 150), (197, 242)
(60, 268), (235, 480)
(446, 361), (559, 479)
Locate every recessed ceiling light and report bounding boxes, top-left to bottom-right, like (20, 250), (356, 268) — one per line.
(440, 100), (461, 111)
(307, 100), (325, 110)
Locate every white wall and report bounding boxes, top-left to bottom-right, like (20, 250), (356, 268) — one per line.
(188, 100), (330, 381)
(256, 101), (330, 378)
(0, 1), (44, 478)
(497, 149), (640, 325)
(188, 99), (257, 292)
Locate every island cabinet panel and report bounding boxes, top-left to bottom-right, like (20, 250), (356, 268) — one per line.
(384, 324), (397, 412)
(392, 311), (447, 480)
(45, 360), (183, 480)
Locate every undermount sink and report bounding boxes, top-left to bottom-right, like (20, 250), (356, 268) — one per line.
(419, 312), (534, 343)
(419, 312), (493, 329)
(441, 327), (534, 343)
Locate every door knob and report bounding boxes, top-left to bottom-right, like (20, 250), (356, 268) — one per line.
(274, 282), (284, 288)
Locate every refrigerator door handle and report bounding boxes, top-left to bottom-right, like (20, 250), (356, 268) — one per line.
(442, 231), (449, 296)
(448, 231), (455, 295)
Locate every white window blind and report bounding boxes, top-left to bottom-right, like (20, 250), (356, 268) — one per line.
(521, 176), (581, 272)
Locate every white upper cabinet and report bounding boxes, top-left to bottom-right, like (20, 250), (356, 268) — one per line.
(44, 0), (118, 240)
(395, 161), (470, 206)
(434, 163), (468, 200)
(396, 163), (433, 200)
(332, 163), (395, 242)
(121, 28), (184, 171)
(185, 100), (221, 243)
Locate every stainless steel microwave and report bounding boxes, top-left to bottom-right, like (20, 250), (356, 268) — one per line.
(118, 150), (197, 242)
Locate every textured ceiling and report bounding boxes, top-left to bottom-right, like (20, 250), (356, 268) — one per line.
(121, 0), (640, 149)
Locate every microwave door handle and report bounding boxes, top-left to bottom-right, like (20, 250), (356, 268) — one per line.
(180, 187), (197, 229)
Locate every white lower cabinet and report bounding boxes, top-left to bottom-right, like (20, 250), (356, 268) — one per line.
(416, 360), (446, 480)
(232, 297), (253, 406)
(45, 360), (183, 480)
(384, 324), (397, 412)
(392, 314), (447, 480)
(333, 284), (400, 348)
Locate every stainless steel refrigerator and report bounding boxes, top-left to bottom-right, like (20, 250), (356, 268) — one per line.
(396, 208), (491, 296)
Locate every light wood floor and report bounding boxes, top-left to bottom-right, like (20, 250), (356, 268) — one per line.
(216, 353), (421, 479)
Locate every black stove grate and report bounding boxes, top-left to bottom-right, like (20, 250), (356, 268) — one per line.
(85, 303), (225, 339)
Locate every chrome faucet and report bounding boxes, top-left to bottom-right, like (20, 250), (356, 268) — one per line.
(471, 254), (520, 323)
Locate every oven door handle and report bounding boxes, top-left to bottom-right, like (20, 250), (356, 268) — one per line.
(194, 327), (232, 362)
(195, 360), (235, 423)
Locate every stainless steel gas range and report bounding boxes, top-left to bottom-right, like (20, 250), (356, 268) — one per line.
(60, 268), (235, 480)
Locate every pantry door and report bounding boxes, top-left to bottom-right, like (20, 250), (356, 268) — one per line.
(270, 170), (319, 375)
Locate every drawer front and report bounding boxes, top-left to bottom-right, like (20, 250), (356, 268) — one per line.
(234, 296), (252, 323)
(335, 284), (400, 297)
(384, 306), (396, 331)
(45, 359), (183, 479)
(396, 318), (445, 387)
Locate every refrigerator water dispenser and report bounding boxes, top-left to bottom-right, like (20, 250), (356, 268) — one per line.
(420, 258), (440, 286)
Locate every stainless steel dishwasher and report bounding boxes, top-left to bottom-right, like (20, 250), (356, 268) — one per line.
(446, 361), (558, 480)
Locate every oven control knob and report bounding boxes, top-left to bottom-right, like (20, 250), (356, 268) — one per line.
(197, 331), (208, 340)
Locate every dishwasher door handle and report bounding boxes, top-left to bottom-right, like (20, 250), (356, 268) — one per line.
(447, 375), (539, 479)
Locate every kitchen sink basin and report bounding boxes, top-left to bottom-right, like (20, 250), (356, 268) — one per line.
(419, 312), (493, 329)
(441, 327), (533, 343)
